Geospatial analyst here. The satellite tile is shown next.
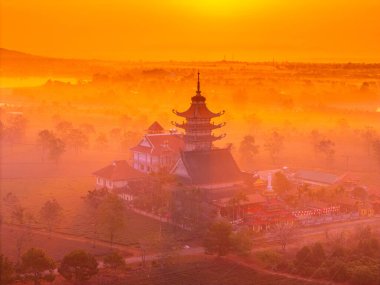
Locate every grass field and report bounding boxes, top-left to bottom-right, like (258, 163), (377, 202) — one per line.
(93, 256), (321, 285)
(1, 143), (191, 259)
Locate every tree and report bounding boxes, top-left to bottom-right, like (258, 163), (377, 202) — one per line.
(311, 242), (326, 266)
(83, 188), (109, 247)
(3, 192), (20, 223)
(37, 130), (55, 160)
(39, 199), (63, 237)
(0, 255), (14, 285)
(66, 128), (89, 153)
(55, 120), (73, 138)
(373, 139), (380, 168)
(58, 250), (98, 284)
(295, 246), (312, 266)
(20, 248), (55, 285)
(37, 130), (65, 163)
(109, 128), (122, 143)
(310, 129), (323, 156)
(95, 132), (108, 149)
(156, 231), (180, 269)
(336, 118), (350, 134)
(361, 126), (377, 156)
(97, 194), (126, 246)
(329, 260), (349, 282)
(316, 139), (335, 166)
(350, 265), (380, 285)
(203, 220), (232, 256)
(79, 123), (95, 135)
(0, 120), (4, 141)
(272, 171), (291, 195)
(271, 223), (296, 251)
(3, 193), (33, 261)
(264, 130), (284, 164)
(4, 114), (27, 144)
(12, 204), (34, 261)
(48, 137), (65, 163)
(352, 186), (368, 201)
(231, 227), (253, 256)
(170, 187), (215, 234)
(239, 135), (259, 169)
(103, 251), (126, 270)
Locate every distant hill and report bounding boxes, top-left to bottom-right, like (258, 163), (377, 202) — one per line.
(0, 48), (116, 77)
(0, 48), (47, 60)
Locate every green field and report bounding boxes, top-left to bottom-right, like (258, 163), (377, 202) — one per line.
(97, 256), (320, 285)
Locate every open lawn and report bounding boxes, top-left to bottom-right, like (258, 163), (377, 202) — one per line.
(93, 256), (322, 285)
(1, 143), (191, 261)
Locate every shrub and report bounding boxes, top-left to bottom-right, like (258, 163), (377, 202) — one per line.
(58, 250), (98, 283)
(350, 265), (380, 285)
(313, 267), (329, 279)
(329, 260), (350, 282)
(103, 251), (126, 269)
(255, 250), (283, 269)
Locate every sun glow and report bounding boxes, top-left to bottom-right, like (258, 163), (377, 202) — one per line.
(175, 0), (253, 16)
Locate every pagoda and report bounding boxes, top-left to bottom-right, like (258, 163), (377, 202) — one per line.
(171, 73), (244, 190)
(172, 72), (226, 151)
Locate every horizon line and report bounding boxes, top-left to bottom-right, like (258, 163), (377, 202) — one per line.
(2, 47), (380, 65)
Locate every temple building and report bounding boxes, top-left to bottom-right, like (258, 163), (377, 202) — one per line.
(171, 73), (244, 190)
(130, 121), (184, 173)
(93, 160), (145, 191)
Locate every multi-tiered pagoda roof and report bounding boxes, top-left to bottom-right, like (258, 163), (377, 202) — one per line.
(171, 72), (245, 190)
(172, 72), (226, 151)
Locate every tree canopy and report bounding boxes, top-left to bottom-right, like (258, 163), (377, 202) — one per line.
(58, 250), (98, 283)
(97, 193), (127, 246)
(0, 255), (14, 285)
(20, 248), (56, 285)
(39, 199), (63, 236)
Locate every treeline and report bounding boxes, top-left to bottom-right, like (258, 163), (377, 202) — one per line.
(260, 225), (380, 285)
(237, 124), (380, 170)
(0, 248), (127, 285)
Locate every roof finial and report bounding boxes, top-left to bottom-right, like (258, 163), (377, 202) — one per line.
(196, 70), (201, 96)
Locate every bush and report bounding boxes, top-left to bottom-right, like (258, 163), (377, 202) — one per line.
(103, 251), (126, 269)
(311, 242), (325, 266)
(331, 245), (346, 258)
(297, 265), (314, 277)
(255, 250), (283, 269)
(0, 255), (15, 285)
(313, 267), (329, 279)
(329, 260), (350, 282)
(58, 250), (98, 283)
(295, 246), (312, 267)
(274, 260), (291, 272)
(350, 265), (380, 285)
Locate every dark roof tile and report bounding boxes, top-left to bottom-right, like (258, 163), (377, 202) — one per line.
(180, 148), (243, 185)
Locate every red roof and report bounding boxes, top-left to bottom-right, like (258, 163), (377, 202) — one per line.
(93, 160), (146, 181)
(130, 134), (184, 156)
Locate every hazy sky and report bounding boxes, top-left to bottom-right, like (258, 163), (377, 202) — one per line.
(1, 0), (379, 62)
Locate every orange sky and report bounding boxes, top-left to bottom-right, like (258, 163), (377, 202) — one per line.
(1, 0), (380, 62)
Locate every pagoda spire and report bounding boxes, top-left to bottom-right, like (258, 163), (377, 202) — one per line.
(172, 72), (226, 151)
(196, 71), (201, 96)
